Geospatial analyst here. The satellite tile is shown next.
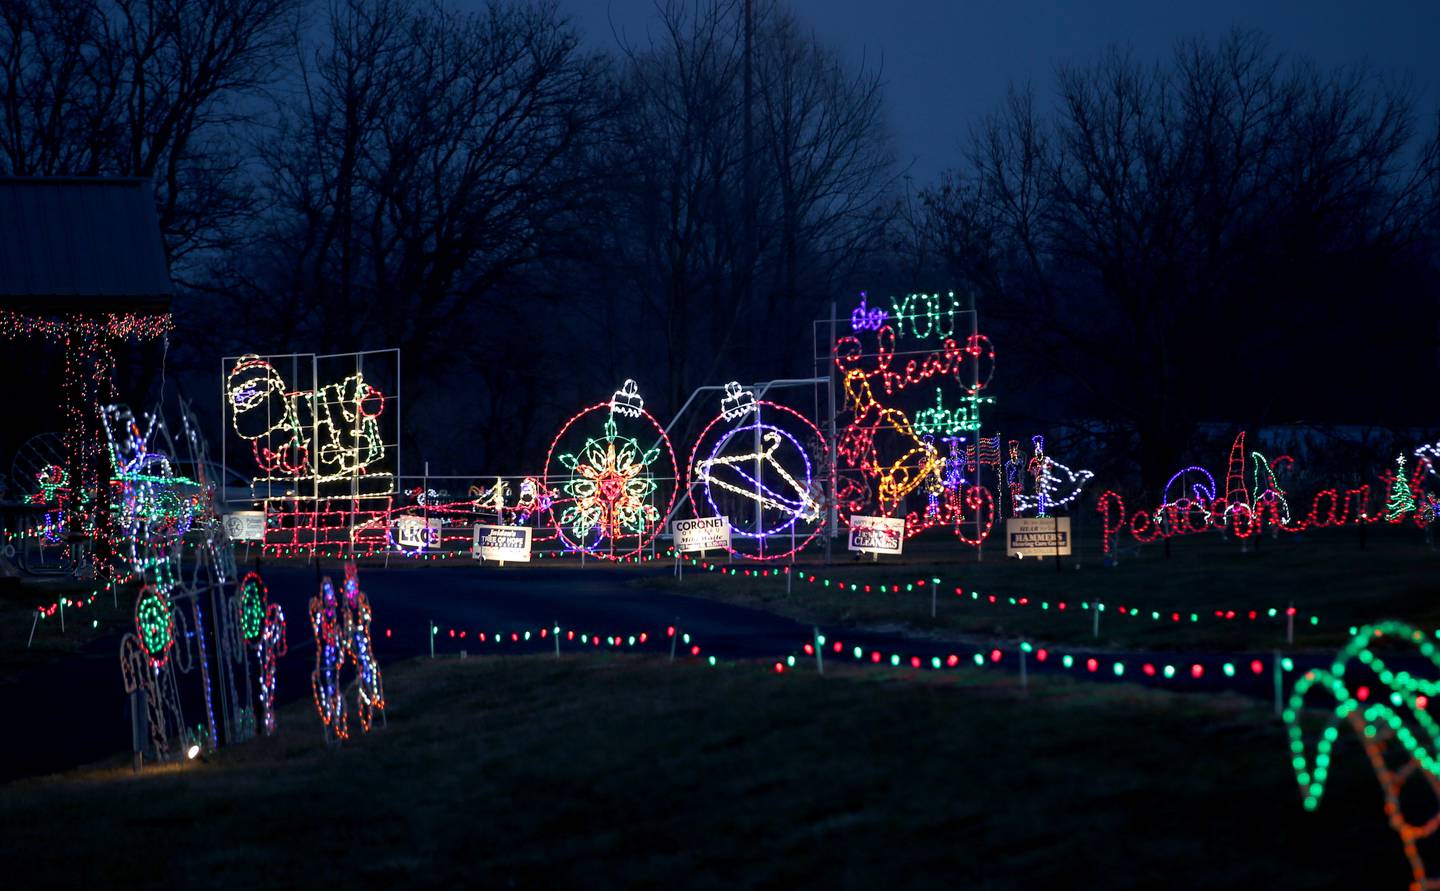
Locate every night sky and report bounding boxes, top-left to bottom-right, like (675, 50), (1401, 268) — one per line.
(553, 0), (1440, 185)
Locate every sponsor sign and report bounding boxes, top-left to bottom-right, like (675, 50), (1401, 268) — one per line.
(394, 515), (443, 550)
(847, 515), (906, 555)
(472, 524), (532, 563)
(1006, 517), (1072, 558)
(672, 516), (731, 552)
(223, 510), (266, 542)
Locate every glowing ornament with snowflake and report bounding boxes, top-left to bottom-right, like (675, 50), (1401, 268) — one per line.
(545, 382), (677, 559)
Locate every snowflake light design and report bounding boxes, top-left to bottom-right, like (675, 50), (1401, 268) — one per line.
(545, 385), (677, 559)
(559, 416), (660, 542)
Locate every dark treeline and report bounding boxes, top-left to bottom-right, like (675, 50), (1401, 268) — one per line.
(2, 0), (1437, 489)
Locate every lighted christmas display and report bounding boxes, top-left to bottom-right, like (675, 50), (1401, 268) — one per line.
(1012, 435), (1093, 518)
(239, 573), (287, 735)
(1386, 455), (1418, 522)
(687, 385), (828, 560)
(544, 381), (677, 559)
(1093, 427), (1440, 554)
(0, 310), (174, 571)
(98, 398), (255, 760)
(226, 354), (392, 492)
(832, 292), (998, 543)
(308, 562), (384, 742)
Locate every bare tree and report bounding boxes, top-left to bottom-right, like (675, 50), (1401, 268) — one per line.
(921, 31), (1440, 485)
(607, 0), (897, 413)
(214, 0), (618, 468)
(0, 0), (299, 275)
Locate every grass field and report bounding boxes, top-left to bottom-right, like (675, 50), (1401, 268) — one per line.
(644, 524), (1440, 651)
(0, 576), (136, 683)
(0, 652), (1419, 889)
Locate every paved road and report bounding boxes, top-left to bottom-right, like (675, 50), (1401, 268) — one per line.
(0, 561), (1356, 783)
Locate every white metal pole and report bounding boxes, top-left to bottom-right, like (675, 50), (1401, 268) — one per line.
(1273, 650), (1283, 717)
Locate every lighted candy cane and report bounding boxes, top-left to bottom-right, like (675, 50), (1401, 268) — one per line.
(1285, 622), (1440, 889)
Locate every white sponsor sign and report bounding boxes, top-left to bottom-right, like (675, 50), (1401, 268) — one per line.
(472, 524), (532, 563)
(394, 515), (443, 550)
(847, 515), (906, 555)
(1006, 517), (1072, 558)
(223, 510), (266, 542)
(672, 516), (731, 552)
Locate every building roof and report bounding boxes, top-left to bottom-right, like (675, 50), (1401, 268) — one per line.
(0, 177), (172, 312)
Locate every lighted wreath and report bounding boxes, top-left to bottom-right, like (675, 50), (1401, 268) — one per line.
(134, 585), (175, 667)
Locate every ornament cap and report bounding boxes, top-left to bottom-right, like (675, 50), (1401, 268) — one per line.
(610, 379), (644, 418)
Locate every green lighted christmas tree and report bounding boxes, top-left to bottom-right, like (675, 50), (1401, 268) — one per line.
(1384, 454), (1416, 521)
